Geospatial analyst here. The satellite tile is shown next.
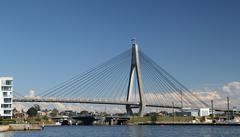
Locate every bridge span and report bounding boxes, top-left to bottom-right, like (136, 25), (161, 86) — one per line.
(13, 98), (182, 109)
(13, 41), (211, 116)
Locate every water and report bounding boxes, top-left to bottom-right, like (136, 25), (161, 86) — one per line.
(0, 125), (240, 137)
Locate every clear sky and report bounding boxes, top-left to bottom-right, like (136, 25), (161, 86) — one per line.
(0, 0), (239, 95)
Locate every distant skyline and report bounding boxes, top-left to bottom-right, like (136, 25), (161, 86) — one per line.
(0, 0), (240, 96)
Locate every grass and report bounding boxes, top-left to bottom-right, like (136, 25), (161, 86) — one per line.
(13, 117), (55, 125)
(0, 119), (16, 125)
(128, 116), (193, 123)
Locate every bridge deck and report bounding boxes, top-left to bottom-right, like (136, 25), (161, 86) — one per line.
(13, 98), (182, 109)
(13, 98), (139, 105)
(13, 98), (229, 112)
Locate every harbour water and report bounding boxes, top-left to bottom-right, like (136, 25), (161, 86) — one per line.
(0, 125), (240, 137)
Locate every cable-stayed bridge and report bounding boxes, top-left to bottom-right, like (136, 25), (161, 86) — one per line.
(13, 42), (209, 116)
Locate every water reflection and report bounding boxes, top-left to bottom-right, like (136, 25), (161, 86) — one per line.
(0, 132), (12, 137)
(127, 126), (144, 137)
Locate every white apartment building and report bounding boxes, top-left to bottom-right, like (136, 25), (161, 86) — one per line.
(199, 108), (210, 116)
(0, 77), (13, 118)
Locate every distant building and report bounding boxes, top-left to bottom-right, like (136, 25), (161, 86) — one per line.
(175, 109), (199, 117)
(176, 108), (209, 117)
(60, 110), (79, 117)
(199, 108), (209, 116)
(224, 110), (235, 120)
(0, 77), (13, 118)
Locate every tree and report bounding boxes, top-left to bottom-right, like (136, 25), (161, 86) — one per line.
(151, 115), (158, 123)
(27, 107), (38, 117)
(33, 104), (41, 111)
(12, 108), (18, 118)
(50, 108), (59, 117)
(42, 115), (48, 121)
(12, 108), (17, 113)
(80, 110), (89, 116)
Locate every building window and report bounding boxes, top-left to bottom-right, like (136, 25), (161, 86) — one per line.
(4, 110), (11, 114)
(5, 80), (12, 85)
(1, 86), (12, 91)
(4, 98), (11, 103)
(3, 92), (8, 97)
(1, 104), (11, 108)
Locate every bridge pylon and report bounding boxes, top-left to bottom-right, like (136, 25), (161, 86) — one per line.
(126, 41), (145, 117)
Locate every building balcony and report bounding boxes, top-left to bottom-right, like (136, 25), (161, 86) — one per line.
(3, 95), (13, 98)
(2, 113), (12, 117)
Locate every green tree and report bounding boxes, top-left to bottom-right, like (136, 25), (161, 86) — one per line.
(33, 104), (41, 111)
(42, 115), (48, 121)
(27, 107), (38, 117)
(80, 110), (89, 116)
(151, 115), (158, 123)
(50, 108), (59, 117)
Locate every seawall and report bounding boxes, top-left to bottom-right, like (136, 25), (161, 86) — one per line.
(0, 125), (9, 132)
(0, 124), (41, 132)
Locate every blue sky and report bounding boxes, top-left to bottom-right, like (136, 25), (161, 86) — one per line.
(0, 0), (239, 95)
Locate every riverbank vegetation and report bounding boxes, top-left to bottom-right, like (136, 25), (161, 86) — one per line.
(128, 116), (193, 123)
(0, 119), (16, 125)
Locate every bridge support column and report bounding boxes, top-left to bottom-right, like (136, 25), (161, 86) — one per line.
(126, 41), (145, 117)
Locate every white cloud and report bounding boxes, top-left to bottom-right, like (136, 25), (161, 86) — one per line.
(223, 81), (240, 92)
(191, 81), (240, 109)
(192, 90), (221, 101)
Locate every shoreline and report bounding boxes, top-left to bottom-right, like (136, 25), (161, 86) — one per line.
(0, 124), (42, 132)
(44, 122), (240, 126)
(138, 122), (240, 126)
(2, 122), (240, 132)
